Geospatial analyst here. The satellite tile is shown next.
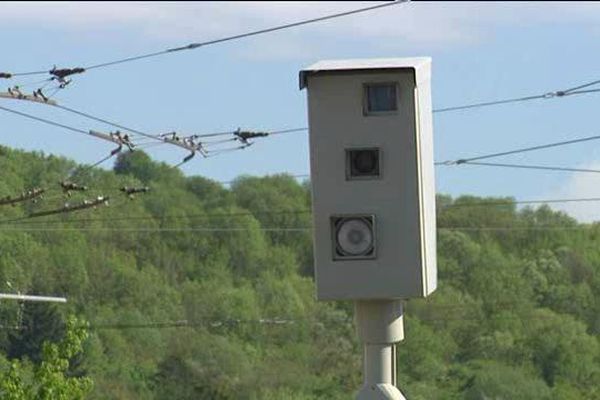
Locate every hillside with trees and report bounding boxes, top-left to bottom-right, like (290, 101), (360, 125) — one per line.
(0, 146), (598, 399)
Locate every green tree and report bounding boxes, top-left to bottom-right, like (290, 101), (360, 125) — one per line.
(0, 315), (92, 400)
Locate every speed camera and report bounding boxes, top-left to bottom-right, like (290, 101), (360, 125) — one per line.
(300, 58), (437, 300)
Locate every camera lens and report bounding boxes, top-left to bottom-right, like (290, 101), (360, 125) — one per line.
(334, 217), (374, 257)
(347, 148), (380, 178)
(353, 151), (377, 174)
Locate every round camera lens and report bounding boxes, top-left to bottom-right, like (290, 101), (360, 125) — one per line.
(336, 218), (373, 256)
(352, 151), (378, 174)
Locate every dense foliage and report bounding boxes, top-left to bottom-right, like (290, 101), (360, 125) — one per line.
(0, 146), (598, 399)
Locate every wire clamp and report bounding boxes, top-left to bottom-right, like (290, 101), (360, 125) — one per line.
(7, 86), (25, 99)
(120, 186), (150, 200)
(60, 181), (88, 198)
(32, 88), (49, 103)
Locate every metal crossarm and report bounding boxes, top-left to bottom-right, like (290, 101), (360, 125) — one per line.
(0, 88), (58, 105)
(28, 196), (109, 219)
(0, 188), (45, 206)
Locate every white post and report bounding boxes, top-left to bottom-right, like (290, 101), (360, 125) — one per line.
(355, 300), (406, 400)
(0, 293), (67, 303)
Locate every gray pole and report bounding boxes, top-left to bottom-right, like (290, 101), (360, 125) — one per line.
(0, 293), (67, 303)
(355, 300), (406, 400)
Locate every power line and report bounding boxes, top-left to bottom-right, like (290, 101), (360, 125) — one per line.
(86, 307), (571, 330)
(0, 101), (266, 168)
(434, 94), (551, 114)
(451, 161), (600, 174)
(4, 196), (600, 226)
(1, 209), (311, 225)
(438, 226), (588, 232)
(0, 225), (595, 233)
(51, 103), (161, 142)
(433, 78), (600, 113)
(6, 1), (408, 76)
(171, 127), (310, 141)
(0, 227), (311, 232)
(267, 127), (310, 136)
(561, 79), (600, 94)
(9, 70), (49, 78)
(85, 1), (409, 70)
(8, 99), (600, 175)
(1, 94), (305, 155)
(443, 196), (600, 208)
(165, 78), (600, 141)
(437, 132), (600, 165)
(0, 104), (89, 136)
(220, 174), (310, 185)
(90, 318), (297, 330)
(0, 105), (162, 172)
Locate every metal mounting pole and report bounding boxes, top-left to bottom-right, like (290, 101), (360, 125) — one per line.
(355, 300), (406, 400)
(0, 293), (67, 303)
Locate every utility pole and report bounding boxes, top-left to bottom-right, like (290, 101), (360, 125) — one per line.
(300, 58), (437, 399)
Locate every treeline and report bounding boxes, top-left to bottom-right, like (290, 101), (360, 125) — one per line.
(0, 146), (597, 399)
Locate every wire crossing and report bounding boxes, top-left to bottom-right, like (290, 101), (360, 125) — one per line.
(7, 99), (600, 179)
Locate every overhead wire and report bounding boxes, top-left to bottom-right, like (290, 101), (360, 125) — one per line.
(6, 76), (600, 177)
(0, 225), (595, 233)
(220, 174), (310, 185)
(50, 103), (161, 142)
(437, 133), (600, 166)
(442, 196), (600, 208)
(4, 194), (600, 227)
(0, 301), (569, 331)
(0, 104), (89, 136)
(4, 1), (408, 76)
(450, 161), (600, 174)
(433, 77), (600, 113)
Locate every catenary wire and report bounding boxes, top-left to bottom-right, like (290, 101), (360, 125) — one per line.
(5, 1), (408, 76)
(0, 226), (595, 233)
(452, 161), (600, 174)
(51, 103), (161, 142)
(84, 1), (409, 71)
(437, 132), (600, 165)
(433, 77), (600, 113)
(220, 174), (310, 185)
(4, 195), (600, 226)
(0, 104), (89, 136)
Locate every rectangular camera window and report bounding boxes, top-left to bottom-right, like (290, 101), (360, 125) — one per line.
(331, 214), (376, 261)
(346, 148), (381, 180)
(364, 82), (398, 115)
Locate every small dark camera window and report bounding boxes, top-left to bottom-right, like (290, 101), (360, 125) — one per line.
(364, 83), (398, 114)
(346, 148), (380, 180)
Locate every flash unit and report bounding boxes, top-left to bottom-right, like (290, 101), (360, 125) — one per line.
(332, 215), (376, 260)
